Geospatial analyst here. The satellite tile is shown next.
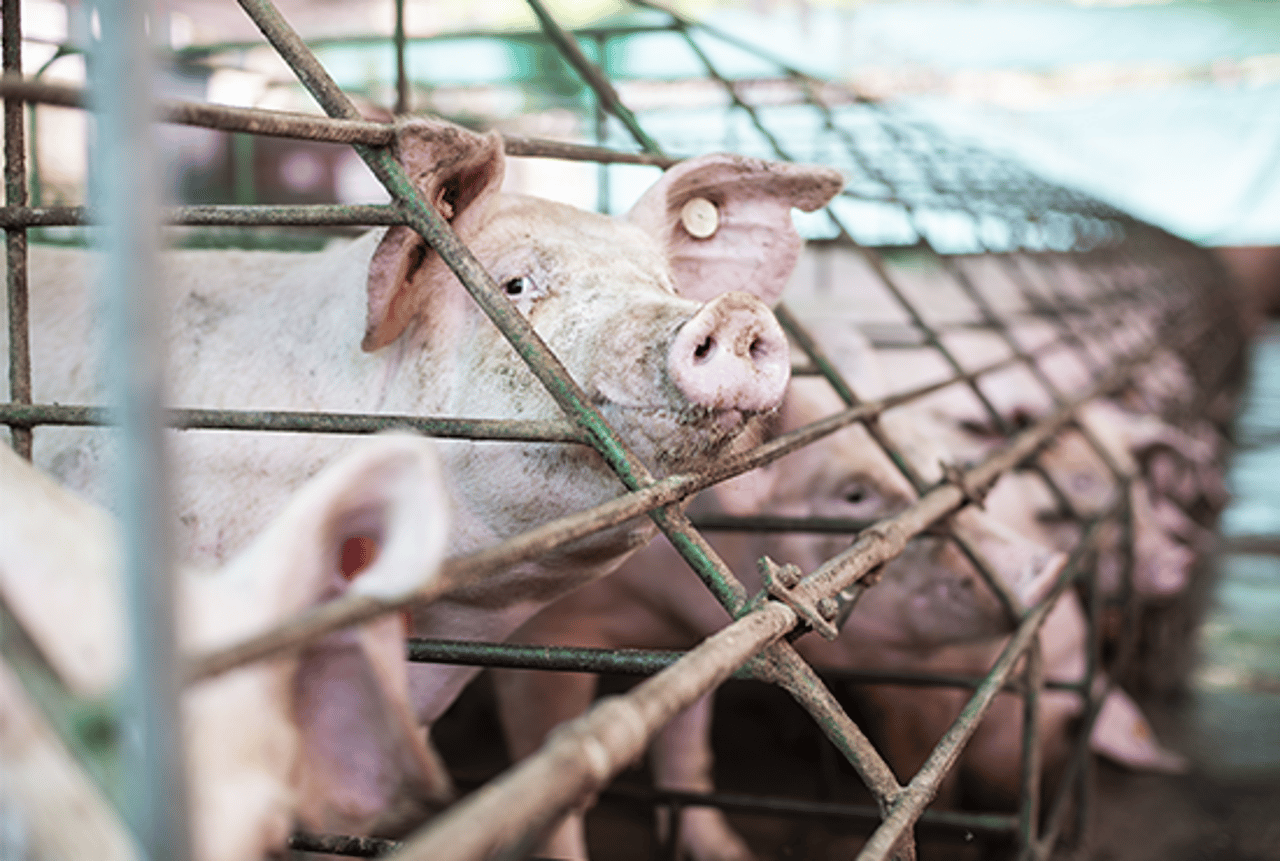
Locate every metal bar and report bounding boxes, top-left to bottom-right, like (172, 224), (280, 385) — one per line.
(754, 641), (904, 811)
(1016, 639), (1044, 858)
(590, 783), (1020, 836)
(854, 515), (1107, 861)
(93, 0), (191, 856)
(393, 0), (409, 115)
(523, 0), (664, 154)
(689, 512), (874, 534)
(592, 33), (610, 214)
(0, 203), (403, 227)
(182, 354), (1036, 681)
(0, 75), (680, 165)
(3, 0), (30, 459)
(386, 602), (799, 861)
(0, 403), (590, 442)
(0, 594), (124, 810)
(404, 637), (1079, 693)
(784, 337), (1164, 630)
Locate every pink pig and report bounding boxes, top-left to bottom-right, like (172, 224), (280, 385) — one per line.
(6, 117), (843, 736)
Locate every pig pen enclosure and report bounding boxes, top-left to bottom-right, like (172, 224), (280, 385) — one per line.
(0, 1), (1250, 860)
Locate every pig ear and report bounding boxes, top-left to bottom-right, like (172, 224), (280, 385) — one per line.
(626, 153), (844, 306)
(364, 118), (506, 352)
(193, 435), (454, 837)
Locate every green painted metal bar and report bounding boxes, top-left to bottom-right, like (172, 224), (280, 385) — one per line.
(523, 0), (663, 154)
(0, 595), (125, 814)
(0, 403), (590, 443)
(605, 781), (1020, 836)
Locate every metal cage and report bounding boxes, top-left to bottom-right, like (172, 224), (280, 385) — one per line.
(0, 1), (1246, 860)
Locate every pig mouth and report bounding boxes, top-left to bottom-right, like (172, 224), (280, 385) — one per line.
(595, 399), (766, 470)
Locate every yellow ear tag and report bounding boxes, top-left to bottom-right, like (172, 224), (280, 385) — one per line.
(680, 197), (719, 239)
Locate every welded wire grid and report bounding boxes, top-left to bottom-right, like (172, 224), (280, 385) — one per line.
(0, 1), (1245, 861)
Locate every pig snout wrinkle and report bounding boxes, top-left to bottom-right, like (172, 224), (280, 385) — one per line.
(667, 292), (789, 413)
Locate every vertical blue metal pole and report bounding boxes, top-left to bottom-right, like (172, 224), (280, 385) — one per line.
(91, 0), (191, 858)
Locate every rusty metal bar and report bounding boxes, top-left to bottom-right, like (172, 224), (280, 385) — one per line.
(855, 514), (1107, 861)
(1016, 639), (1044, 858)
(3, 0), (30, 460)
(387, 602), (800, 861)
(0, 203), (402, 227)
(0, 402), (590, 442)
(291, 832), (401, 857)
(753, 641), (905, 810)
(0, 75), (679, 165)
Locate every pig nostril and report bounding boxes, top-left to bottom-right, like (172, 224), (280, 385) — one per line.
(694, 335), (714, 362)
(749, 337), (765, 359)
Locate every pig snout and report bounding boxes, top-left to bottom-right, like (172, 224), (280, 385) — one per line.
(667, 292), (789, 413)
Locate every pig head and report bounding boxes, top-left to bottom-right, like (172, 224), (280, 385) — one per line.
(0, 434), (453, 861)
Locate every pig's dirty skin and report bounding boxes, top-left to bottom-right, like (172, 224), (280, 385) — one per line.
(0, 434), (453, 860)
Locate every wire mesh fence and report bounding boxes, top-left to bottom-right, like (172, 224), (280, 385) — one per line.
(0, 1), (1247, 860)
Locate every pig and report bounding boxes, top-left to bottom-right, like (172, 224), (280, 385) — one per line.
(493, 362), (1068, 861)
(5, 115), (844, 738)
(0, 433), (453, 861)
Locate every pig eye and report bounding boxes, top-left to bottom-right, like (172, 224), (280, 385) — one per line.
(841, 484), (882, 518)
(503, 276), (534, 297)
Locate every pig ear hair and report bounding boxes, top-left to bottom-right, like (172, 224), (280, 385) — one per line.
(626, 154), (844, 306)
(364, 118), (506, 352)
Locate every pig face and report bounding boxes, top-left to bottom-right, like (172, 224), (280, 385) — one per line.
(360, 119), (841, 581)
(714, 378), (1064, 653)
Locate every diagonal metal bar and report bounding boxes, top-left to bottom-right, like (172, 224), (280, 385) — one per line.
(523, 0), (663, 154)
(386, 602), (800, 861)
(855, 512), (1109, 861)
